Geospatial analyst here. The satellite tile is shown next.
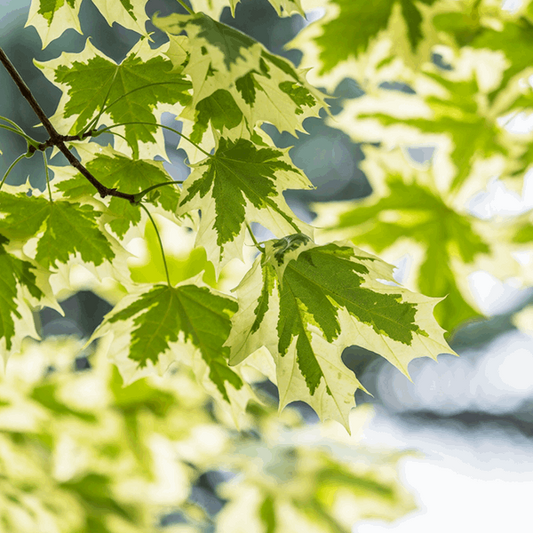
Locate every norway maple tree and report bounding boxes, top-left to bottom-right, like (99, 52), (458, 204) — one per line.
(0, 0), (531, 531)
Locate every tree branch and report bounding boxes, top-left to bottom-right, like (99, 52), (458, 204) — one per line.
(0, 47), (136, 203)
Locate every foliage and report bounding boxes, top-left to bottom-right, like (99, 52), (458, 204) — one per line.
(1, 0), (532, 529)
(0, 336), (416, 532)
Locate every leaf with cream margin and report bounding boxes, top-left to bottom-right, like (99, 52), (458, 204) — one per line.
(178, 137), (314, 272)
(152, 12), (327, 142)
(25, 0), (82, 49)
(188, 0), (305, 18)
(35, 39), (191, 159)
(0, 188), (118, 271)
(0, 235), (44, 366)
(289, 0), (443, 92)
(26, 0), (152, 48)
(91, 0), (150, 37)
(87, 279), (257, 426)
(312, 147), (518, 334)
(0, 180), (133, 298)
(434, 12), (533, 95)
(333, 71), (515, 194)
(311, 0), (440, 70)
(227, 235), (454, 430)
(53, 144), (180, 239)
(217, 429), (417, 533)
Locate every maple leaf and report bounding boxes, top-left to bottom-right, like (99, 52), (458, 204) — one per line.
(269, 0), (305, 17)
(188, 0), (305, 19)
(90, 281), (255, 422)
(0, 192), (115, 269)
(434, 13), (533, 95)
(91, 0), (150, 37)
(25, 0), (82, 49)
(190, 89), (244, 145)
(218, 444), (417, 533)
(227, 235), (454, 430)
(316, 171), (494, 333)
(54, 145), (180, 238)
(178, 137), (314, 271)
(292, 0), (439, 79)
(0, 235), (44, 353)
(153, 12), (327, 140)
(26, 0), (150, 48)
(335, 71), (514, 193)
(36, 39), (191, 158)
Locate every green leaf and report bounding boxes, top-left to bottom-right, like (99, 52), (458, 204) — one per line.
(435, 14), (533, 95)
(227, 236), (454, 429)
(189, 0), (305, 18)
(313, 154), (492, 334)
(0, 235), (43, 351)
(55, 145), (180, 238)
(92, 0), (150, 37)
(296, 0), (438, 75)
(0, 192), (115, 269)
(36, 39), (191, 158)
(153, 12), (327, 139)
(346, 72), (512, 193)
(60, 474), (132, 521)
(26, 0), (82, 49)
(27, 0), (151, 48)
(190, 89), (244, 144)
(218, 442), (417, 532)
(268, 0), (305, 17)
(178, 137), (314, 270)
(97, 283), (243, 404)
(31, 382), (97, 422)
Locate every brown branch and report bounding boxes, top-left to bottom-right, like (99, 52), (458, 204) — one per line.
(28, 131), (96, 154)
(0, 46), (136, 203)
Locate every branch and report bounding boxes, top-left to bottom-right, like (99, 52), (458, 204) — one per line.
(0, 47), (136, 203)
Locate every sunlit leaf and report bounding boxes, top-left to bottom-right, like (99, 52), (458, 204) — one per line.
(178, 137), (314, 270)
(54, 145), (180, 238)
(36, 39), (191, 158)
(153, 12), (327, 141)
(26, 0), (82, 49)
(228, 235), (454, 429)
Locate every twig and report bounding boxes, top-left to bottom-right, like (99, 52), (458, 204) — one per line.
(0, 47), (137, 203)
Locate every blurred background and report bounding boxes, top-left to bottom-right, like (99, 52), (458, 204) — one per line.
(1, 0), (533, 530)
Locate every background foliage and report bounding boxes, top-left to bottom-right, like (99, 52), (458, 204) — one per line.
(0, 0), (533, 531)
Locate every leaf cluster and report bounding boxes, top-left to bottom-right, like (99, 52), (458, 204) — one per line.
(4, 0), (530, 529)
(0, 0), (458, 436)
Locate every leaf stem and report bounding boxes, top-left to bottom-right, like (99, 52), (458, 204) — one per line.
(176, 0), (194, 15)
(132, 180), (184, 204)
(0, 123), (39, 145)
(0, 116), (37, 145)
(0, 115), (25, 132)
(246, 222), (264, 252)
(98, 122), (212, 158)
(0, 153), (26, 190)
(43, 151), (52, 202)
(140, 203), (172, 287)
(0, 46), (136, 203)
